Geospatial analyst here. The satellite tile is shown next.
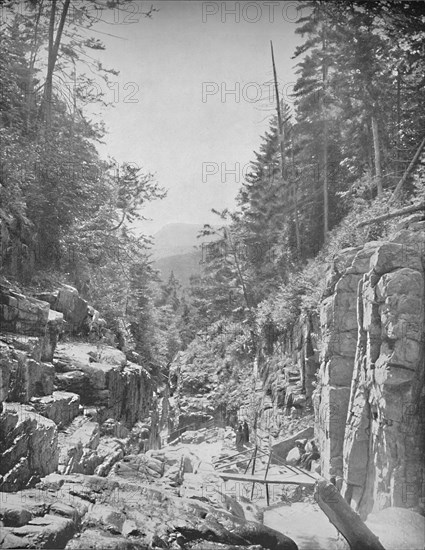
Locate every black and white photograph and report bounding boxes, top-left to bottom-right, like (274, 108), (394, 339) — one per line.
(0, 1), (424, 548)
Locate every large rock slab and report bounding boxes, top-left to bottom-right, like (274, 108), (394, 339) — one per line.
(0, 285), (49, 336)
(42, 474), (298, 549)
(53, 285), (88, 332)
(31, 391), (80, 427)
(0, 485), (85, 549)
(0, 403), (58, 492)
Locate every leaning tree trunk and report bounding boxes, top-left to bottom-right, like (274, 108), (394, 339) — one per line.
(315, 480), (386, 550)
(321, 15), (329, 242)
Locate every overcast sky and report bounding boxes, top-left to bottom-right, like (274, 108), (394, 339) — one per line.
(89, 1), (304, 234)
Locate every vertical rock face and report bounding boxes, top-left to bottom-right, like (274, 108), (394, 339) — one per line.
(256, 312), (320, 439)
(314, 220), (425, 517)
(314, 244), (379, 483)
(342, 226), (425, 518)
(0, 285), (50, 336)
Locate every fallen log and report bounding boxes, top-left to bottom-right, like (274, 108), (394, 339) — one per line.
(315, 480), (386, 550)
(356, 201), (425, 228)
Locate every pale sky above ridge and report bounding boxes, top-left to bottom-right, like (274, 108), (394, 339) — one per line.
(89, 0), (304, 234)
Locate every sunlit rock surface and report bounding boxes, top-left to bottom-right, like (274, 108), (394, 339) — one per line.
(314, 221), (425, 517)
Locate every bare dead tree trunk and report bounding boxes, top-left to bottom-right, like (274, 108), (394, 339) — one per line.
(27, 0), (44, 131)
(396, 69), (401, 178)
(270, 41), (285, 179)
(225, 228), (251, 310)
(371, 114), (383, 196)
(291, 140), (301, 253)
(41, 0), (71, 126)
(321, 16), (329, 243)
(271, 41), (301, 254)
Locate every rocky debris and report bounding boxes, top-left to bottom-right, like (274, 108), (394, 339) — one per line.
(100, 418), (129, 439)
(55, 416), (126, 478)
(30, 391), (80, 427)
(0, 282), (158, 506)
(0, 482), (87, 549)
(107, 445), (200, 487)
(1, 473), (298, 550)
(0, 403), (58, 491)
(168, 352), (228, 439)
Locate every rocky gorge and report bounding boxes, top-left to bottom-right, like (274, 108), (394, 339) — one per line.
(0, 216), (424, 550)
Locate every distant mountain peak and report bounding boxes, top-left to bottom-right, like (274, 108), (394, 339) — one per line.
(151, 222), (220, 285)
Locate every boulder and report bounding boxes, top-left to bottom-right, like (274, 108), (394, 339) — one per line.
(7, 349), (54, 403)
(41, 309), (64, 362)
(0, 403), (58, 492)
(53, 285), (88, 333)
(31, 391), (80, 427)
(365, 507), (425, 550)
(0, 486), (83, 549)
(8, 514), (76, 548)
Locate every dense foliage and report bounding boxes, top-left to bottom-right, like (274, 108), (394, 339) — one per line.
(0, 0), (169, 374)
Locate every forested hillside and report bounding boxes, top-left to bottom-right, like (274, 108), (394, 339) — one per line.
(175, 0), (425, 421)
(0, 0), (192, 376)
(1, 0), (424, 405)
